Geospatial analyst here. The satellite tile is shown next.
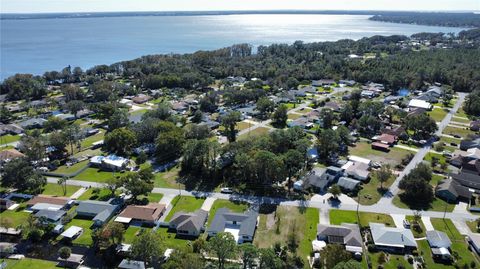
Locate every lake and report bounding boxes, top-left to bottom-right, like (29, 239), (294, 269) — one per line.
(0, 14), (466, 79)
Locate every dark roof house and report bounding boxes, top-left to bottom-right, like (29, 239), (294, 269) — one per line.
(207, 208), (258, 243)
(76, 200), (121, 226)
(169, 209), (208, 237)
(317, 223), (363, 252)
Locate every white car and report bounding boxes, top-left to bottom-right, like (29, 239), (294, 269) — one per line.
(220, 187), (234, 194)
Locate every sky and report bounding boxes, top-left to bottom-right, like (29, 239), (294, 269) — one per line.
(0, 0), (479, 13)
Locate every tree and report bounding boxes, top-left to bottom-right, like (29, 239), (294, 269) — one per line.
(104, 128), (137, 156)
(398, 163), (434, 206)
(101, 222), (125, 245)
(329, 184), (342, 200)
(208, 232), (237, 269)
(184, 123), (211, 140)
(61, 84), (84, 101)
(320, 108), (335, 129)
(405, 113), (438, 140)
(155, 121), (185, 162)
(107, 109), (129, 131)
(44, 116), (68, 132)
(18, 135), (46, 163)
(49, 131), (68, 153)
(105, 176), (122, 197)
(57, 176), (69, 196)
(131, 230), (163, 265)
(283, 149), (304, 192)
(181, 139), (219, 177)
(191, 110), (203, 123)
(1, 158), (46, 193)
(65, 100), (85, 118)
(256, 97), (275, 119)
(122, 173), (153, 201)
(258, 248), (283, 269)
(317, 129), (339, 161)
(163, 249), (205, 269)
(58, 246), (72, 267)
(239, 244), (258, 269)
(221, 111), (242, 143)
(464, 90), (480, 117)
(63, 123), (82, 155)
(271, 104), (288, 128)
(319, 244), (352, 269)
(376, 164), (393, 190)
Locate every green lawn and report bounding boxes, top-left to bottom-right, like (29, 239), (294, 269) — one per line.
(254, 206), (318, 267)
(368, 252), (413, 269)
(77, 187), (114, 201)
(165, 196), (205, 221)
(207, 199), (249, 226)
(467, 220), (479, 233)
(0, 134), (21, 144)
(143, 193), (164, 203)
(417, 239), (477, 269)
(153, 166), (184, 189)
(238, 127), (271, 140)
(329, 210), (394, 228)
(124, 226), (193, 250)
(393, 195), (455, 212)
(431, 174), (446, 186)
(443, 126), (476, 139)
(451, 116), (471, 124)
(428, 108), (449, 122)
(73, 167), (117, 183)
(236, 121), (253, 131)
(0, 208), (30, 228)
(431, 218), (463, 241)
(53, 160), (89, 175)
(60, 218), (94, 246)
(288, 113), (302, 120)
(80, 131), (105, 148)
(124, 226), (143, 244)
(356, 172), (395, 205)
(41, 183), (80, 197)
(3, 258), (60, 269)
(349, 142), (412, 166)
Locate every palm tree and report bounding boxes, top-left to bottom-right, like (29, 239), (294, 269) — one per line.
(57, 176), (69, 196)
(329, 184), (342, 200)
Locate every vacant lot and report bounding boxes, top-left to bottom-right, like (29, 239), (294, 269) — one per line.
(254, 206), (318, 265)
(236, 121), (252, 131)
(165, 196), (205, 221)
(428, 108), (448, 122)
(41, 183), (80, 197)
(356, 171), (395, 205)
(349, 141), (412, 166)
(0, 208), (30, 228)
(153, 166), (184, 189)
(443, 126), (476, 139)
(0, 134), (21, 144)
(329, 209), (394, 228)
(54, 160), (89, 175)
(238, 127), (271, 140)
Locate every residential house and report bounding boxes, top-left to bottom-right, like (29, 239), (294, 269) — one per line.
(303, 167), (344, 191)
(132, 94), (151, 104)
(426, 230), (452, 261)
(468, 234), (480, 255)
(54, 113), (76, 121)
(169, 209), (208, 237)
(369, 222), (417, 253)
(337, 177), (361, 192)
(26, 195), (72, 212)
(90, 155), (129, 171)
(381, 125), (406, 138)
(435, 178), (472, 202)
(76, 200), (121, 227)
(236, 105), (258, 119)
(339, 80), (356, 86)
(316, 223), (363, 253)
(0, 149), (25, 164)
(312, 79), (335, 87)
(450, 172), (480, 191)
(115, 203), (166, 226)
(470, 121), (480, 132)
(34, 209), (67, 224)
(0, 198), (14, 210)
(300, 86), (317, 94)
(408, 99), (432, 110)
(57, 253), (85, 268)
(361, 90), (377, 99)
(0, 123), (23, 135)
(288, 117), (314, 129)
(425, 86), (443, 98)
(118, 259), (145, 269)
(170, 101), (189, 114)
(324, 101), (342, 112)
(342, 161), (370, 181)
(460, 136), (480, 151)
(373, 133), (397, 146)
(75, 109), (94, 118)
(18, 118), (47, 129)
(207, 208), (258, 243)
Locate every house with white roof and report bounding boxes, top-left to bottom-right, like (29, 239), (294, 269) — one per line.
(369, 222), (417, 253)
(90, 155), (129, 171)
(408, 99), (433, 110)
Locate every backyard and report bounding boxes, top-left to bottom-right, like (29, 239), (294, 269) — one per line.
(349, 142), (412, 166)
(2, 258), (59, 269)
(165, 196), (205, 221)
(329, 209), (394, 228)
(392, 194), (455, 212)
(428, 108), (448, 122)
(41, 183), (80, 197)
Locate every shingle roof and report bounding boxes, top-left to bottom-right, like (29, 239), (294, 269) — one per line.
(118, 203), (165, 222)
(170, 209), (208, 234)
(208, 208), (257, 237)
(337, 177), (361, 191)
(34, 209), (67, 221)
(370, 222), (417, 248)
(76, 200), (119, 223)
(27, 195), (70, 207)
(317, 223), (362, 247)
(426, 230), (452, 248)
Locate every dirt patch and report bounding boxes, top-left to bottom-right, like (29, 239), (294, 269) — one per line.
(266, 213), (276, 230)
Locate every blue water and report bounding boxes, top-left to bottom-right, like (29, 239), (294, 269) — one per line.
(397, 88), (410, 97)
(0, 14), (466, 79)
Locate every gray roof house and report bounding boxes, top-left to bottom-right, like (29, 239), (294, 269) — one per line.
(435, 178), (472, 202)
(76, 200), (120, 227)
(118, 259), (145, 269)
(303, 166), (344, 191)
(207, 208), (258, 244)
(370, 222), (417, 253)
(317, 223), (363, 253)
(18, 118), (47, 129)
(35, 209), (67, 224)
(169, 209), (208, 237)
(426, 230), (452, 260)
(337, 177), (361, 192)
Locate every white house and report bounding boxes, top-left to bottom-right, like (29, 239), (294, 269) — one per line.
(408, 99), (433, 110)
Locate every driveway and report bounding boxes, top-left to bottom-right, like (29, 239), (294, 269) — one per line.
(201, 197), (217, 211)
(421, 216), (434, 231)
(391, 214), (406, 228)
(319, 209), (330, 225)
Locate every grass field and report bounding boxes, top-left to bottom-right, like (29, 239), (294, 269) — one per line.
(392, 195), (455, 212)
(206, 199), (249, 226)
(428, 108), (448, 122)
(77, 187), (113, 201)
(288, 113), (302, 120)
(0, 208), (30, 228)
(153, 166), (184, 189)
(3, 258), (59, 269)
(451, 116), (471, 124)
(467, 220), (478, 233)
(253, 206), (318, 266)
(356, 172), (395, 205)
(80, 131), (105, 149)
(238, 127), (271, 140)
(369, 252), (413, 269)
(405, 215), (426, 238)
(443, 126), (476, 139)
(53, 160), (89, 174)
(329, 209), (394, 228)
(431, 218), (463, 241)
(41, 183), (80, 197)
(236, 121), (253, 131)
(349, 141), (412, 166)
(0, 134), (21, 144)
(165, 196), (205, 221)
(73, 167), (117, 182)
(60, 218), (94, 246)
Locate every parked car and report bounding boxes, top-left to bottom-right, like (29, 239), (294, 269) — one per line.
(453, 134), (461, 138)
(220, 187), (234, 194)
(403, 219), (411, 229)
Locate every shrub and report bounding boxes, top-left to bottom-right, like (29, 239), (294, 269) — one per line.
(408, 256), (414, 264)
